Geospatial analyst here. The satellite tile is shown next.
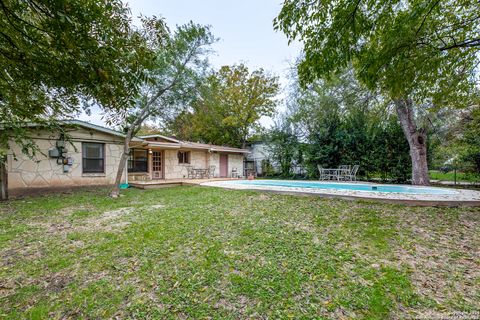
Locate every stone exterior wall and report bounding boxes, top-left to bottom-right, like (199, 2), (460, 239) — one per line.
(164, 149), (208, 179)
(8, 128), (126, 192)
(160, 150), (245, 179)
(228, 154), (245, 178)
(206, 152), (245, 178)
(208, 153), (220, 177)
(7, 125), (248, 195)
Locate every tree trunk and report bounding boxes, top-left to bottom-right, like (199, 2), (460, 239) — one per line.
(110, 100), (152, 198)
(394, 98), (430, 185)
(110, 130), (133, 198)
(0, 156), (8, 201)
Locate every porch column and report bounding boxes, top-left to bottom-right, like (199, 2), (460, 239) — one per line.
(148, 149), (153, 180)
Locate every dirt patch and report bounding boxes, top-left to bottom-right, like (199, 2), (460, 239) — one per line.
(80, 207), (135, 232)
(60, 204), (96, 215)
(27, 207), (136, 235)
(213, 295), (256, 314)
(0, 278), (16, 298)
(394, 210), (480, 313)
(0, 242), (44, 268)
(283, 220), (316, 233)
(98, 207), (135, 220)
(41, 273), (73, 292)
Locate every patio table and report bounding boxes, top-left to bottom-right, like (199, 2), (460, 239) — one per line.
(193, 168), (208, 179)
(320, 168), (351, 181)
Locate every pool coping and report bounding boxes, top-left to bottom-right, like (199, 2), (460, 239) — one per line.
(200, 180), (480, 207)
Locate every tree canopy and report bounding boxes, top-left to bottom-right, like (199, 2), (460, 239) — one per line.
(110, 21), (216, 197)
(265, 69), (411, 181)
(275, 0), (480, 185)
(274, 0), (479, 104)
(0, 0), (154, 156)
(168, 64), (279, 148)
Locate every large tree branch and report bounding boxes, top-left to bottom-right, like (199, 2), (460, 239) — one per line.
(27, 0), (55, 18)
(439, 37), (480, 51)
(0, 0), (52, 36)
(146, 37), (202, 108)
(127, 36), (205, 136)
(415, 0), (441, 37)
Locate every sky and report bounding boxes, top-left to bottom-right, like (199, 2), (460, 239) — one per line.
(79, 0), (301, 128)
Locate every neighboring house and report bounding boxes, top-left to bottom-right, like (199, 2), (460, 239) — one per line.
(6, 120), (248, 196)
(245, 141), (270, 176)
(245, 141), (306, 176)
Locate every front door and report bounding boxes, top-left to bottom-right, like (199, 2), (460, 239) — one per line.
(219, 154), (228, 177)
(152, 151), (163, 179)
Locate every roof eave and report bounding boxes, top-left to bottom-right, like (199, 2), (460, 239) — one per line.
(209, 148), (250, 154)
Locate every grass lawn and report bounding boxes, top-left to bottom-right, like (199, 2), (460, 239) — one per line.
(0, 186), (479, 319)
(429, 170), (479, 183)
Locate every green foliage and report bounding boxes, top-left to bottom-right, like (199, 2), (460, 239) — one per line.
(135, 124), (163, 136)
(114, 21), (215, 135)
(110, 21), (216, 195)
(261, 159), (275, 177)
(370, 115), (412, 181)
(275, 1), (480, 184)
(427, 106), (480, 177)
(275, 0), (480, 105)
(168, 64), (280, 148)
(266, 116), (301, 177)
(0, 0), (155, 157)
(266, 69), (411, 181)
(459, 107), (480, 173)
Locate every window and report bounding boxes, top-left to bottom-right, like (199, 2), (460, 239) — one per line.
(178, 151), (190, 164)
(82, 143), (105, 173)
(128, 149), (148, 173)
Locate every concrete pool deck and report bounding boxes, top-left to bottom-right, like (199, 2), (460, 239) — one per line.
(200, 180), (480, 207)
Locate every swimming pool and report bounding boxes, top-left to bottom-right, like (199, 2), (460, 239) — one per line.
(201, 179), (480, 206)
(224, 180), (457, 195)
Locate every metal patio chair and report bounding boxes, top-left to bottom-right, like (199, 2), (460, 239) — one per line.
(338, 165), (351, 181)
(344, 165), (360, 181)
(186, 165), (196, 179)
(208, 165), (216, 178)
(231, 167), (238, 178)
(318, 165), (326, 180)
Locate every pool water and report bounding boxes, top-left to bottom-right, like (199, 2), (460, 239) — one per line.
(225, 180), (457, 195)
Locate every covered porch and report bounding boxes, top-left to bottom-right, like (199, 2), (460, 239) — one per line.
(127, 135), (249, 183)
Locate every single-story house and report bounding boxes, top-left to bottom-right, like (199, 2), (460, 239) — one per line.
(6, 120), (249, 196)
